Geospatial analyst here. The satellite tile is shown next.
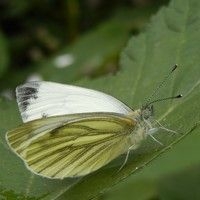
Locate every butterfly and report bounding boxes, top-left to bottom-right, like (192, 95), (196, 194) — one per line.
(6, 76), (181, 179)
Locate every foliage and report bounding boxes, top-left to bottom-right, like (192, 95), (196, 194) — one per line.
(0, 0), (200, 199)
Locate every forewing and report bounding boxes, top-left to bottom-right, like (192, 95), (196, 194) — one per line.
(16, 81), (132, 122)
(6, 113), (135, 179)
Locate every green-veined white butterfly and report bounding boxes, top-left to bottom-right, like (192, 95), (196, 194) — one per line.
(6, 72), (181, 179)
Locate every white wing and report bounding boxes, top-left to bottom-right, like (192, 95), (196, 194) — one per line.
(16, 81), (132, 122)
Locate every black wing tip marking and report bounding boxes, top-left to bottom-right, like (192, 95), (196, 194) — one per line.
(16, 82), (41, 112)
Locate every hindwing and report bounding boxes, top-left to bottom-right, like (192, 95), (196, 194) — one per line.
(6, 113), (136, 179)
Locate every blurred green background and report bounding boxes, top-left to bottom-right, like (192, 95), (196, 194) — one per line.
(0, 0), (168, 91)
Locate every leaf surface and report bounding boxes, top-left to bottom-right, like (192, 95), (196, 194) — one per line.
(0, 0), (200, 199)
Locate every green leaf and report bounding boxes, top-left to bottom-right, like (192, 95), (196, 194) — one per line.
(1, 0), (200, 199)
(103, 126), (200, 200)
(0, 32), (9, 78)
(158, 163), (200, 200)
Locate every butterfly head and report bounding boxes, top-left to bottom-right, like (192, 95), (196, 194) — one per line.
(141, 105), (153, 120)
(128, 105), (153, 124)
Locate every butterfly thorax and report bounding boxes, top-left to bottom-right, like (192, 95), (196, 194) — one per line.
(128, 105), (153, 148)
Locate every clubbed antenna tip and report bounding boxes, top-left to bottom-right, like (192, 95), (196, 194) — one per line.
(175, 94), (183, 98)
(171, 64), (178, 72)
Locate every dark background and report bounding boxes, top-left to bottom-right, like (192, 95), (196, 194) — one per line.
(0, 0), (169, 92)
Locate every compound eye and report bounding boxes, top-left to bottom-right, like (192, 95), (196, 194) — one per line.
(142, 105), (153, 119)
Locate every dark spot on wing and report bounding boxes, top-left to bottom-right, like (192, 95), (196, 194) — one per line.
(22, 100), (30, 108)
(19, 95), (32, 102)
(18, 87), (38, 97)
(17, 83), (40, 111)
(42, 113), (48, 118)
(25, 87), (38, 96)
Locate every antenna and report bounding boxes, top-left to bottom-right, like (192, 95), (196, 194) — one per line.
(143, 64), (178, 107)
(144, 94), (182, 108)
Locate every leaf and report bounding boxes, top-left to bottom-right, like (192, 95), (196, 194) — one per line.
(0, 32), (9, 78)
(158, 163), (200, 200)
(102, 126), (200, 200)
(1, 0), (200, 199)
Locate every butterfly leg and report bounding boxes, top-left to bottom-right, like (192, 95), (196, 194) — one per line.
(155, 120), (178, 134)
(147, 128), (163, 146)
(117, 144), (135, 172)
(143, 119), (163, 145)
